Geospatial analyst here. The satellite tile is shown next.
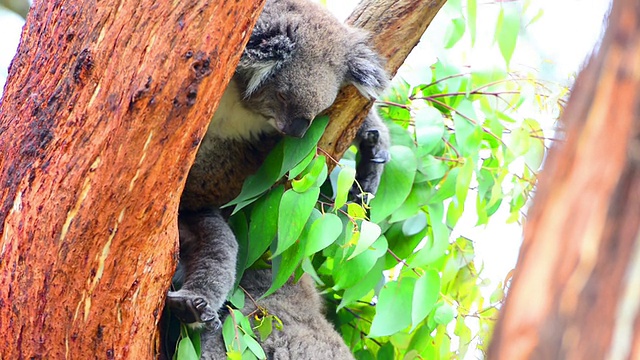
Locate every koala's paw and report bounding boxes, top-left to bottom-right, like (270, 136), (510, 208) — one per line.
(167, 290), (221, 330)
(360, 129), (391, 164)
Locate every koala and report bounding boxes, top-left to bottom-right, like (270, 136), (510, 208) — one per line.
(199, 268), (355, 360)
(166, 209), (238, 327)
(167, 0), (389, 341)
(179, 0), (390, 211)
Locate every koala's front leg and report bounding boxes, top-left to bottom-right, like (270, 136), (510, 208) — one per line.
(351, 110), (390, 202)
(167, 209), (238, 330)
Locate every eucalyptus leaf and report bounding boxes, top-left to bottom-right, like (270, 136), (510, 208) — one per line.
(369, 279), (415, 337)
(274, 187), (319, 256)
(370, 146), (417, 223)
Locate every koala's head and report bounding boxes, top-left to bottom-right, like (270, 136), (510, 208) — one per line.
(235, 0), (388, 138)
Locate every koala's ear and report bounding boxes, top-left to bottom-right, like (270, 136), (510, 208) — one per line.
(237, 20), (298, 95)
(346, 37), (389, 99)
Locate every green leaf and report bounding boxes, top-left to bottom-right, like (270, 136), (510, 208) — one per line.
(246, 185), (284, 270)
(225, 143), (284, 212)
(244, 333), (267, 359)
(281, 116), (329, 173)
(455, 158), (474, 205)
(334, 236), (388, 290)
(176, 326), (199, 360)
(288, 147), (316, 179)
(346, 202), (367, 220)
(411, 270), (441, 330)
(291, 155), (326, 193)
(266, 240), (304, 297)
(228, 287), (245, 309)
(301, 257), (324, 285)
(255, 315), (273, 342)
(455, 316), (472, 359)
(434, 325), (451, 358)
(494, 4), (521, 67)
(402, 212), (427, 237)
(523, 118), (545, 170)
(414, 107), (445, 154)
(229, 211), (249, 286)
(446, 199), (464, 228)
(222, 314), (244, 353)
(409, 203), (450, 267)
(338, 258), (385, 310)
(389, 183), (430, 223)
(407, 325), (437, 357)
(334, 166), (356, 210)
(377, 342), (396, 360)
(467, 0), (477, 46)
(428, 167), (459, 205)
(369, 279), (415, 337)
(274, 187), (319, 256)
(348, 220), (382, 260)
(453, 100), (481, 157)
(226, 116), (328, 213)
(417, 154), (449, 182)
(305, 213), (343, 255)
(433, 303), (455, 325)
(444, 17), (466, 49)
(370, 146), (417, 223)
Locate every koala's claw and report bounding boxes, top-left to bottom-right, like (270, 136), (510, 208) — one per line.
(360, 130), (390, 164)
(370, 149), (390, 164)
(167, 290), (220, 328)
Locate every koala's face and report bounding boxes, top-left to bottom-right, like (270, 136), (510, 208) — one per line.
(236, 0), (388, 138)
(241, 62), (341, 138)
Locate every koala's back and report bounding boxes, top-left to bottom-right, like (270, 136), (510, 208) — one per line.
(201, 270), (355, 360)
(247, 272), (355, 360)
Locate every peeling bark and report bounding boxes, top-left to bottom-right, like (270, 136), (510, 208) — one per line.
(0, 0), (265, 358)
(488, 1), (640, 359)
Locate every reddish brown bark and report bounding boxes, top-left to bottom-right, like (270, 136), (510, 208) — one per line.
(0, 0), (265, 358)
(488, 0), (640, 359)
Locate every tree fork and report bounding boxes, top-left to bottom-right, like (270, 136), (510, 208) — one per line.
(489, 0), (640, 358)
(0, 0), (265, 358)
(0, 0), (447, 357)
(320, 0), (447, 171)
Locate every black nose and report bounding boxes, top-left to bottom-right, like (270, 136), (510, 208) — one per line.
(283, 117), (311, 138)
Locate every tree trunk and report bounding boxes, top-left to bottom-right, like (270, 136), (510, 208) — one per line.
(320, 0), (447, 169)
(0, 0), (446, 357)
(0, 0), (265, 358)
(488, 0), (640, 359)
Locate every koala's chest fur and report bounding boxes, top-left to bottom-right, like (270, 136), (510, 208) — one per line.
(204, 79), (275, 142)
(180, 79), (280, 211)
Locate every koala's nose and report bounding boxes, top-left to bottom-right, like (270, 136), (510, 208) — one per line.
(282, 117), (311, 138)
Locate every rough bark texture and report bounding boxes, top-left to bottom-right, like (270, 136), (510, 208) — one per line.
(320, 0), (447, 170)
(488, 0), (640, 359)
(0, 0), (265, 358)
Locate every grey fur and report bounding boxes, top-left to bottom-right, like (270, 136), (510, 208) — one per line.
(200, 269), (355, 360)
(168, 0), (390, 354)
(351, 110), (391, 202)
(168, 210), (238, 330)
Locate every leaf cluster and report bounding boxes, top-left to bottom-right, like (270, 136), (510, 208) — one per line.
(174, 0), (570, 359)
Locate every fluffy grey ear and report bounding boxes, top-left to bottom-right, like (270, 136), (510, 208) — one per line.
(237, 20), (298, 95)
(346, 37), (389, 98)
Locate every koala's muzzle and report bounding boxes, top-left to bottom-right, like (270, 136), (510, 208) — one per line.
(281, 117), (311, 138)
